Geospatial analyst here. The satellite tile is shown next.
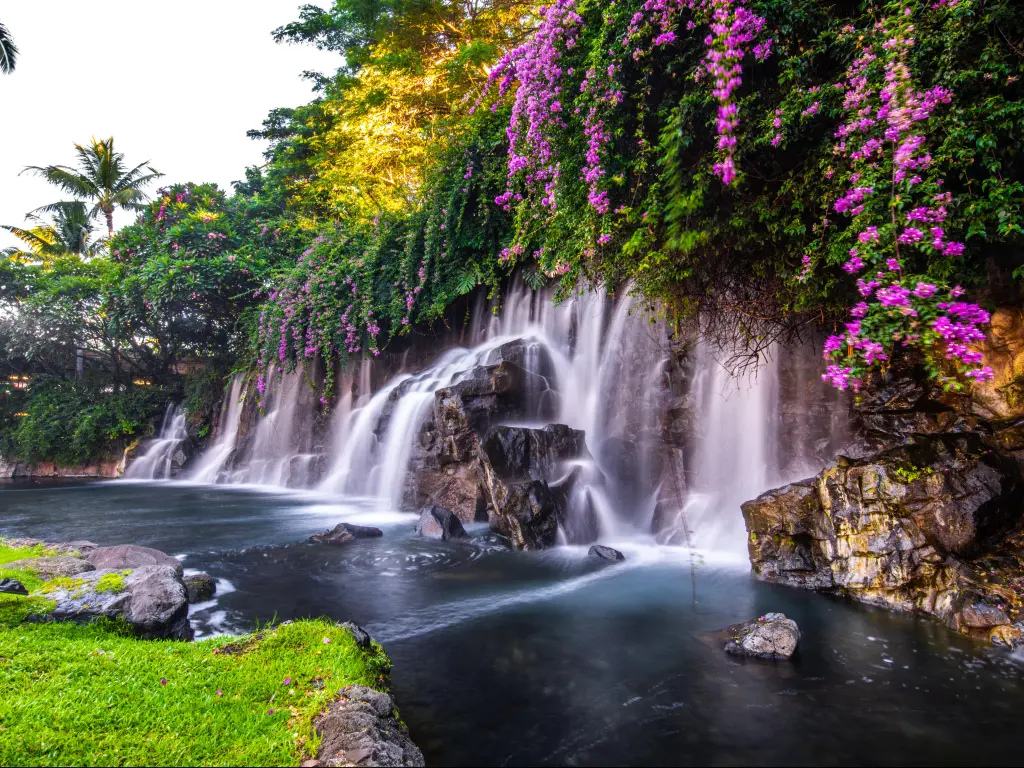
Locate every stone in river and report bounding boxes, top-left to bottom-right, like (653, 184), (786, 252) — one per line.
(588, 544), (625, 562)
(722, 613), (801, 660)
(415, 506), (467, 540)
(310, 523), (384, 546)
(5, 556), (95, 579)
(183, 572), (217, 603)
(88, 545), (183, 577)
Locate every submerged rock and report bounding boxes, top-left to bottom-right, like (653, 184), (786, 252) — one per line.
(5, 556), (95, 579)
(315, 684), (424, 768)
(415, 506), (467, 540)
(0, 578), (28, 595)
(42, 565), (192, 640)
(588, 544), (625, 562)
(87, 545), (184, 577)
(310, 523), (385, 546)
(723, 613), (801, 660)
(183, 572), (217, 603)
(742, 433), (1024, 629)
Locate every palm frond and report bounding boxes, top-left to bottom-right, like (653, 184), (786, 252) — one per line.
(22, 166), (97, 199)
(0, 22), (18, 75)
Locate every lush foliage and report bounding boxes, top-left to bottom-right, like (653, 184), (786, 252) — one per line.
(0, 378), (163, 465)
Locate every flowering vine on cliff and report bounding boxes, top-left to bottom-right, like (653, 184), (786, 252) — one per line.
(816, 5), (993, 392)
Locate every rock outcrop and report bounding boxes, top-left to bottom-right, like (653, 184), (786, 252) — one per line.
(314, 685), (425, 767)
(742, 433), (1024, 633)
(41, 565), (192, 640)
(722, 613), (801, 660)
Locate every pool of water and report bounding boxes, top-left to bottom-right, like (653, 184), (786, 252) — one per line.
(3, 480), (1023, 766)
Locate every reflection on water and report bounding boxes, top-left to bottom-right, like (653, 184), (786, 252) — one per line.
(2, 480), (1023, 766)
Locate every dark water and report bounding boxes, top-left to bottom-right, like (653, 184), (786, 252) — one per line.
(3, 480), (1024, 766)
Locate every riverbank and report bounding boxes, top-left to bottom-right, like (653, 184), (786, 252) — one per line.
(0, 539), (419, 767)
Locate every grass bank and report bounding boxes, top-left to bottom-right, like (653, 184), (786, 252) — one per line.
(0, 542), (392, 766)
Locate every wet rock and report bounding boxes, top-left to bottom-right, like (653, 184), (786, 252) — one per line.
(315, 684), (424, 767)
(480, 424), (587, 483)
(183, 572), (217, 604)
(741, 433), (1024, 625)
(723, 613), (801, 660)
(5, 556), (95, 579)
(414, 462), (488, 523)
(310, 523), (385, 546)
(88, 545), (184, 578)
(484, 479), (561, 551)
(0, 578), (28, 595)
(588, 544), (625, 562)
(415, 505), (467, 540)
(596, 435), (665, 501)
(990, 624), (1024, 649)
(955, 600), (1010, 630)
(42, 565), (192, 640)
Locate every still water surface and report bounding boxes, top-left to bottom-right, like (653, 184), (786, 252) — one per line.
(2, 480), (1022, 766)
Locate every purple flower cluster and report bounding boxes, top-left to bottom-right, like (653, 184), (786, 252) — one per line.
(821, 7), (992, 390)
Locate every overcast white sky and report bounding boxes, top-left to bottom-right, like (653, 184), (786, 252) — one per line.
(0, 1), (340, 249)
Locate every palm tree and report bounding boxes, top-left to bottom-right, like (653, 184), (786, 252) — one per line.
(1, 203), (102, 262)
(24, 137), (161, 239)
(0, 22), (17, 74)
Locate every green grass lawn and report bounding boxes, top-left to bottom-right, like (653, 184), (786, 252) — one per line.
(0, 542), (392, 766)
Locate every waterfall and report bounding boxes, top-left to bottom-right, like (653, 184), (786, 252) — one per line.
(683, 343), (780, 550)
(124, 405), (189, 480)
(189, 375), (245, 483)
(168, 277), (847, 550)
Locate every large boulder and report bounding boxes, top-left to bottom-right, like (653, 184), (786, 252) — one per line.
(723, 613), (801, 660)
(5, 556), (95, 579)
(742, 433), (1024, 626)
(87, 545), (184, 577)
(415, 506), (467, 540)
(41, 565), (192, 640)
(315, 685), (424, 767)
(479, 424), (588, 550)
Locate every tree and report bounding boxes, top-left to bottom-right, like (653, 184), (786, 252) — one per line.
(2, 203), (102, 263)
(0, 21), (17, 74)
(24, 137), (162, 239)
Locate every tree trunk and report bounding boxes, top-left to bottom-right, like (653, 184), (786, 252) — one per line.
(105, 208), (114, 240)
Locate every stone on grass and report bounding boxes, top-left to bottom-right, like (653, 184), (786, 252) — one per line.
(183, 572), (217, 603)
(339, 622), (372, 650)
(5, 556), (95, 579)
(0, 578), (29, 595)
(723, 612), (801, 660)
(588, 544), (625, 562)
(415, 506), (467, 540)
(87, 545), (183, 577)
(310, 523), (384, 546)
(315, 684), (424, 767)
(42, 565), (192, 640)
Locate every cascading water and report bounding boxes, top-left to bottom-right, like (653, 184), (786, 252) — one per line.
(124, 404), (189, 480)
(165, 277), (847, 551)
(189, 376), (246, 484)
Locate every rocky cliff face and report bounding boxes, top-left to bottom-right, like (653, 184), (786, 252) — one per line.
(742, 311), (1024, 643)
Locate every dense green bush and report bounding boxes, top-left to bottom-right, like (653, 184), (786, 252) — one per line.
(5, 379), (164, 465)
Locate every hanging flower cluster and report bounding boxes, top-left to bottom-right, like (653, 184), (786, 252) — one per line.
(256, 237), (381, 409)
(478, 0), (771, 222)
(818, 7), (993, 391)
